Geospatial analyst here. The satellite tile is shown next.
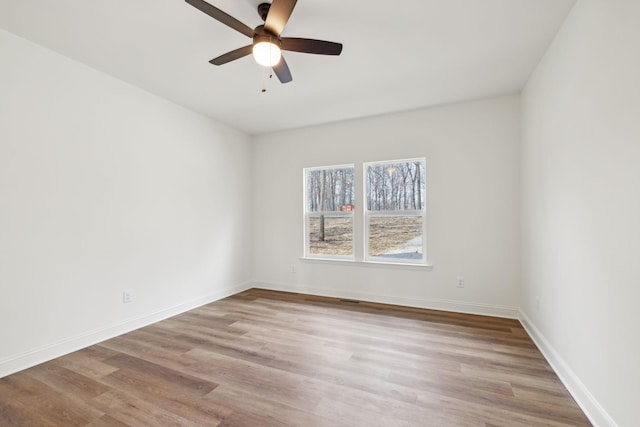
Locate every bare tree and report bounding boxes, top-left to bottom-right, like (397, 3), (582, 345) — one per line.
(319, 169), (327, 241)
(367, 161), (424, 211)
(307, 167), (355, 243)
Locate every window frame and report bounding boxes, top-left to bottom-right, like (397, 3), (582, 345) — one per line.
(302, 159), (428, 267)
(303, 164), (356, 260)
(363, 158), (427, 265)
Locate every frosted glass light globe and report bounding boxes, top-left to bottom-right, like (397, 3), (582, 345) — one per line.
(253, 41), (282, 67)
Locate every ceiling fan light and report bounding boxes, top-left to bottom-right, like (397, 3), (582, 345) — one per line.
(253, 41), (282, 67)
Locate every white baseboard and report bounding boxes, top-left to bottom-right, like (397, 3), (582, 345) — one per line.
(252, 280), (519, 319)
(0, 281), (252, 379)
(519, 310), (617, 427)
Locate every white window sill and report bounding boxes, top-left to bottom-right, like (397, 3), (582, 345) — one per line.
(299, 257), (433, 271)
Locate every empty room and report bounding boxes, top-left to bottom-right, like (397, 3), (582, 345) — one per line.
(0, 0), (638, 426)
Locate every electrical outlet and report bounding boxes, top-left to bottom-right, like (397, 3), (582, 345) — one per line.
(456, 276), (464, 288)
(290, 264), (297, 274)
(123, 289), (134, 304)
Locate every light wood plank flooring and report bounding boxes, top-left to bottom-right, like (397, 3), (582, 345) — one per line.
(0, 289), (591, 426)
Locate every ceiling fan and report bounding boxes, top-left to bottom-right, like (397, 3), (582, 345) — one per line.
(185, 0), (343, 83)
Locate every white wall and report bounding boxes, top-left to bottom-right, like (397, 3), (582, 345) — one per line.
(0, 29), (252, 377)
(252, 96), (521, 317)
(520, 1), (640, 425)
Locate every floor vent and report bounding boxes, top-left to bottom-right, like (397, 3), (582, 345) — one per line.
(339, 299), (360, 304)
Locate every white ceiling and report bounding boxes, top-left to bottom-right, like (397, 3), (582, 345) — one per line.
(0, 0), (576, 135)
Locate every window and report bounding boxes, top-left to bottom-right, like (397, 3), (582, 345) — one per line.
(303, 159), (426, 265)
(304, 165), (355, 259)
(365, 159), (426, 263)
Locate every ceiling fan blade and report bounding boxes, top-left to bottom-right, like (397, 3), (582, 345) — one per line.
(272, 56), (293, 83)
(264, 0), (297, 36)
(185, 0), (254, 38)
(210, 45), (253, 65)
(281, 38), (343, 55)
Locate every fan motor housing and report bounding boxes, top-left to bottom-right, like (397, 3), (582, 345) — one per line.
(253, 33), (281, 48)
(254, 24), (279, 38)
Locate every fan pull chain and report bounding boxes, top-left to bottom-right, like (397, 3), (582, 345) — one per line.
(260, 66), (274, 93)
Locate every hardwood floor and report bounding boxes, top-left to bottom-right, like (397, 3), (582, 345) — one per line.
(0, 289), (591, 426)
